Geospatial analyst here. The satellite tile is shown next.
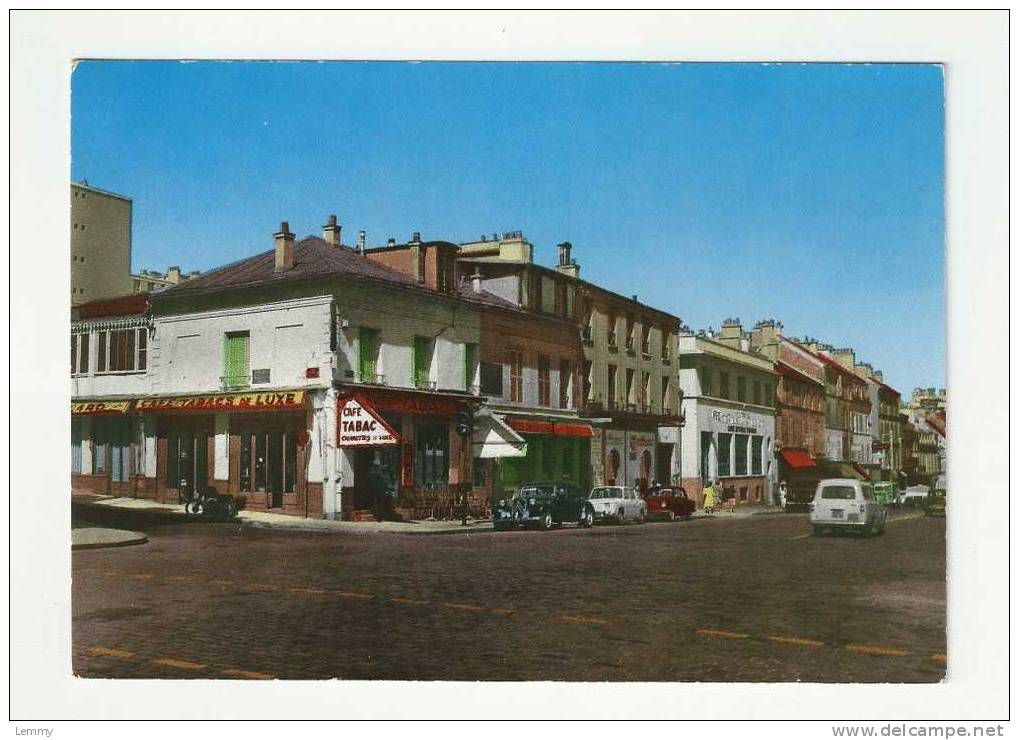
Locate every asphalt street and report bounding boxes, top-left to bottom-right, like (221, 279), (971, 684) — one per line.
(72, 511), (946, 682)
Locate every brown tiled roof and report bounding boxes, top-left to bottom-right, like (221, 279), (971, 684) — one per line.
(75, 293), (149, 319)
(158, 236), (423, 296)
(775, 361), (823, 386)
(455, 283), (522, 311)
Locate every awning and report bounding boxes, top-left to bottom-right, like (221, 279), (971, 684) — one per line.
(779, 449), (816, 469)
(72, 400), (132, 415)
(473, 412), (527, 459)
(135, 390), (306, 413)
(506, 418), (594, 438)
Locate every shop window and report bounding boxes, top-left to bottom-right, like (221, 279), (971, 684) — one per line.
(71, 332), (90, 375)
(719, 371), (730, 399)
(96, 327), (146, 374)
(737, 376), (747, 402)
(739, 487), (748, 501)
(538, 355), (550, 406)
(734, 433), (749, 476)
(71, 418), (83, 473)
(166, 430), (209, 495)
(508, 350), (523, 402)
(463, 343), (478, 391)
(473, 458), (485, 487)
(93, 419), (108, 474)
(238, 429), (297, 504)
(751, 435), (763, 475)
(358, 327), (380, 383)
(559, 359), (571, 409)
(480, 362), (503, 397)
(415, 424), (449, 487)
(412, 336), (433, 389)
(717, 432), (732, 477)
(223, 331), (250, 388)
(700, 432), (713, 481)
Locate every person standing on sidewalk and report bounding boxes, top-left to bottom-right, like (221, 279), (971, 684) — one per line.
(703, 480), (719, 513)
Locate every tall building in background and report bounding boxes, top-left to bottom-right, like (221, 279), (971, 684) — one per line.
(132, 265), (202, 293)
(70, 181), (133, 305)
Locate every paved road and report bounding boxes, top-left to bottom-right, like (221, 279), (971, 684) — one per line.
(72, 512), (946, 682)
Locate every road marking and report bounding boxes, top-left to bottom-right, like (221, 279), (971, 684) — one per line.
(222, 668), (276, 680)
(930, 653), (947, 663)
(768, 635), (825, 647)
(86, 645), (134, 659)
(129, 573), (155, 580)
(166, 575), (199, 582)
(559, 614), (609, 626)
(336, 590), (372, 600)
(390, 597), (429, 606)
(209, 579), (236, 588)
(490, 607), (517, 617)
(289, 587), (326, 597)
(887, 514), (924, 525)
(696, 628), (750, 640)
(153, 657), (206, 671)
(846, 644), (908, 657)
(248, 583), (280, 591)
(441, 602), (486, 612)
(788, 534), (812, 540)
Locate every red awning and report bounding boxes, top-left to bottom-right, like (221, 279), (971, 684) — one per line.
(779, 449), (817, 469)
(506, 418), (593, 438)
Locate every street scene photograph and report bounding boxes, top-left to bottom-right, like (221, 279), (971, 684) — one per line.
(65, 57), (950, 687)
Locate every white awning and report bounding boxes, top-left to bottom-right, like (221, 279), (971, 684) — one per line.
(472, 411), (528, 459)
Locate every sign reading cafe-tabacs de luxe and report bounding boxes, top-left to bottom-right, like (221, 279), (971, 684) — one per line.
(135, 390), (306, 412)
(339, 396), (400, 447)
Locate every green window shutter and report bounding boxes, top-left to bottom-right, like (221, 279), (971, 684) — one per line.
(224, 332), (249, 385)
(411, 336), (420, 387)
(412, 336), (429, 387)
(358, 328), (377, 382)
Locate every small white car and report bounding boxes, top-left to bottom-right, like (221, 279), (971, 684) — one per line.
(809, 478), (887, 536)
(587, 486), (647, 524)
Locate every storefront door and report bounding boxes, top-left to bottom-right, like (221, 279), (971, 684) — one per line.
(166, 430), (209, 502)
(239, 428), (297, 509)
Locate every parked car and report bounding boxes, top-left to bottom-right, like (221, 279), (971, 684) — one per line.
(900, 484), (930, 508)
(492, 481), (593, 531)
(587, 486), (647, 524)
(644, 485), (695, 521)
(924, 492), (946, 517)
(809, 478), (888, 536)
(872, 481), (900, 506)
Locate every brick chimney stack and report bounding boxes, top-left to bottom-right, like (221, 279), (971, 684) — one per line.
(555, 241), (580, 278)
(274, 221), (295, 272)
(716, 318), (743, 349)
(323, 214), (342, 246)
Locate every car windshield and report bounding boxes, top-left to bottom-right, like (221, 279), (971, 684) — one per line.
(651, 488), (674, 497)
(820, 485), (856, 500)
(589, 487), (622, 500)
(518, 485), (555, 499)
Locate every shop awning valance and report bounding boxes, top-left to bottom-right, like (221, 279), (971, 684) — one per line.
(779, 449), (816, 469)
(506, 418), (594, 438)
(135, 390), (306, 413)
(473, 412), (527, 459)
(72, 400), (132, 415)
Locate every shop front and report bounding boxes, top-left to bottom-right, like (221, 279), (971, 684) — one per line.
(135, 389), (314, 515)
(682, 402), (776, 508)
(777, 447), (822, 507)
(602, 426), (657, 493)
(337, 387), (476, 521)
(486, 417), (593, 501)
(71, 400), (145, 496)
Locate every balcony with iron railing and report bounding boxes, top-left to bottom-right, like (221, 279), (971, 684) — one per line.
(359, 373), (388, 386)
(625, 336), (636, 356)
(221, 374), (249, 391)
(607, 331), (618, 351)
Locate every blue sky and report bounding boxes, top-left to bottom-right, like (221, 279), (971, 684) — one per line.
(71, 61), (944, 392)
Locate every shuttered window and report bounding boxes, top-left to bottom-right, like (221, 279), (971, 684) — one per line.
(538, 355), (550, 406)
(463, 343), (478, 391)
(508, 350), (523, 403)
(358, 327), (379, 382)
(223, 331), (250, 388)
(412, 336), (431, 388)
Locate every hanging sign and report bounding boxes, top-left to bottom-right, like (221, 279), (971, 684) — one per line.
(339, 395), (400, 447)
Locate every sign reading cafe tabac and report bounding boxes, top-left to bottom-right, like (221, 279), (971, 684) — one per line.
(135, 390), (306, 412)
(339, 396), (400, 447)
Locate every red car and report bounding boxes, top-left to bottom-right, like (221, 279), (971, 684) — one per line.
(644, 486), (695, 522)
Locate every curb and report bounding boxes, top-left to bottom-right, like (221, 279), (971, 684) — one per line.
(72, 530), (149, 550)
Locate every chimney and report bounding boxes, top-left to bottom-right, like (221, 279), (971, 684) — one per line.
(323, 214), (342, 246)
(166, 265), (181, 283)
(356, 230), (366, 254)
(555, 241), (580, 278)
(274, 221), (295, 272)
(471, 268), (483, 293)
(716, 318), (743, 349)
(874, 370), (884, 382)
(750, 319), (783, 360)
(833, 347), (856, 369)
(387, 237), (396, 246)
(411, 231), (421, 244)
(409, 231), (424, 282)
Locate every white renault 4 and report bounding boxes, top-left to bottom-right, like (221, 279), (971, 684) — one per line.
(809, 478), (887, 536)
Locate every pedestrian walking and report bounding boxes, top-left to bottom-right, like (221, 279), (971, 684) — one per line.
(703, 480), (719, 513)
(779, 480), (788, 511)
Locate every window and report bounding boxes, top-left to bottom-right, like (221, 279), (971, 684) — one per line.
(555, 282), (567, 317)
(71, 332), (90, 375)
(625, 369), (635, 406)
(641, 371), (651, 408)
(701, 367), (713, 396)
(223, 331), (250, 387)
(95, 328), (146, 374)
(582, 360), (592, 403)
(717, 433), (732, 477)
(607, 316), (618, 347)
(751, 436), (763, 475)
(71, 417), (83, 473)
(734, 433), (749, 475)
(480, 362), (503, 397)
(464, 343), (478, 391)
(661, 328), (672, 359)
(737, 376), (747, 402)
(719, 371), (730, 399)
(412, 336), (432, 388)
(558, 359), (571, 409)
(508, 349), (523, 402)
(700, 432), (713, 481)
(358, 327), (380, 383)
(607, 364), (617, 407)
(661, 376), (671, 413)
(415, 424), (449, 487)
(752, 380), (761, 405)
(538, 354), (550, 406)
(641, 323), (651, 355)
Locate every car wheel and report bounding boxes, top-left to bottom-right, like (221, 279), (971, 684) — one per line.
(541, 513), (553, 531)
(617, 508), (626, 524)
(667, 510), (676, 523)
(581, 508), (594, 528)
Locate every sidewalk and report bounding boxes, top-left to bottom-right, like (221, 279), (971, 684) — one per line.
(691, 504), (786, 520)
(72, 493), (493, 535)
(71, 526), (148, 550)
